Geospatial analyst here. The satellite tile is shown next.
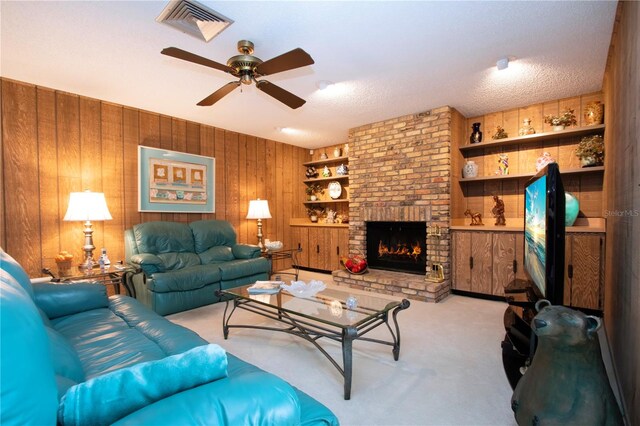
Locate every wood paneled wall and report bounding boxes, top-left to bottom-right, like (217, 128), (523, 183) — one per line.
(602, 2), (639, 424)
(1, 78), (308, 276)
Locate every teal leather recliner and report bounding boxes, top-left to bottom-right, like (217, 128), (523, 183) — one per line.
(0, 248), (339, 425)
(125, 220), (270, 315)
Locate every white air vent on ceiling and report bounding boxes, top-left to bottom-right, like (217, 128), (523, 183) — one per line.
(156, 0), (233, 43)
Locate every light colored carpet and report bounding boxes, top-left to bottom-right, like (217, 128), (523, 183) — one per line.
(168, 270), (517, 426)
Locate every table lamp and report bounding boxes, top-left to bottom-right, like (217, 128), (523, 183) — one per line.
(246, 199), (271, 251)
(63, 190), (113, 270)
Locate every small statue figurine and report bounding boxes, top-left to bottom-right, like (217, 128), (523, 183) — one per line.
(497, 153), (509, 175)
(519, 118), (536, 136)
(492, 126), (508, 140)
(305, 166), (318, 178)
(464, 209), (484, 226)
(322, 165), (331, 177)
(492, 195), (506, 226)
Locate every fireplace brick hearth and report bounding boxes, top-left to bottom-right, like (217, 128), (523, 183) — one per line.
(332, 106), (461, 302)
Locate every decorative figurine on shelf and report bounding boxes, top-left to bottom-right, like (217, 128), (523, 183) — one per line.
(497, 153), (509, 175)
(492, 195), (506, 226)
(325, 209), (337, 224)
(536, 151), (556, 172)
(464, 209), (484, 226)
(320, 152), (328, 160)
(492, 126), (508, 140)
(333, 147), (342, 158)
(519, 118), (536, 136)
(305, 166), (318, 178)
(470, 122), (483, 144)
(336, 164), (349, 175)
(343, 143), (349, 156)
(322, 165), (331, 177)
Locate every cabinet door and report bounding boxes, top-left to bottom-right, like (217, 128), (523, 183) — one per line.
(308, 228), (329, 270)
(452, 232), (471, 291)
(567, 234), (603, 310)
(329, 228), (349, 271)
(290, 227), (309, 268)
(515, 233), (527, 282)
(470, 232), (493, 294)
(492, 233), (516, 296)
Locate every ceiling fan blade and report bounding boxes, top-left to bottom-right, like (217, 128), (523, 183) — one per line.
(197, 82), (241, 106)
(255, 48), (314, 76)
(255, 80), (306, 109)
(162, 47), (235, 74)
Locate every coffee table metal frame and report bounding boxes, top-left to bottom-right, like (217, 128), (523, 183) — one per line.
(217, 286), (410, 400)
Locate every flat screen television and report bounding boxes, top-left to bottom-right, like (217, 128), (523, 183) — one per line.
(523, 162), (566, 305)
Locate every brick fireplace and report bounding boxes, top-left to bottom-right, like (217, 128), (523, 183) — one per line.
(332, 106), (457, 302)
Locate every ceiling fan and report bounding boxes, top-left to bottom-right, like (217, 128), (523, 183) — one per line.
(161, 40), (314, 109)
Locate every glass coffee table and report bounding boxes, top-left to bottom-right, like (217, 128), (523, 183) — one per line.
(217, 285), (410, 400)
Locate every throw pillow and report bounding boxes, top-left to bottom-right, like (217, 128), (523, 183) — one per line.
(58, 344), (228, 426)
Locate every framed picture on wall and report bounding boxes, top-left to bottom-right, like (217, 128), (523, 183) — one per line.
(138, 146), (215, 213)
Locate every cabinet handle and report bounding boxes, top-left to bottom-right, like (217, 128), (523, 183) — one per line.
(513, 260), (517, 273)
(297, 242), (301, 250)
(469, 256), (474, 269)
(568, 264), (573, 279)
(337, 246), (340, 255)
(317, 245), (320, 254)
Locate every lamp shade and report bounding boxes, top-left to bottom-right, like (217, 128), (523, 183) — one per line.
(63, 191), (113, 221)
(246, 199), (272, 219)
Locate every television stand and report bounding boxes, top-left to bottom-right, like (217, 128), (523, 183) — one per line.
(501, 278), (539, 389)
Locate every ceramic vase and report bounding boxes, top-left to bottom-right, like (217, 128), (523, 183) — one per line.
(462, 160), (479, 178)
(336, 164), (349, 175)
(519, 118), (536, 136)
(470, 123), (482, 144)
(584, 101), (604, 125)
(565, 192), (580, 226)
(333, 147), (341, 158)
(552, 125), (565, 132)
(580, 156), (598, 167)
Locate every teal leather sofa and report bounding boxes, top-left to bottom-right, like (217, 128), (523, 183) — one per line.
(125, 220), (270, 315)
(0, 248), (338, 425)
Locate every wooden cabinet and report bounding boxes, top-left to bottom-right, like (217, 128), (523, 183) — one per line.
(564, 233), (605, 310)
(290, 224), (349, 272)
(453, 230), (605, 309)
(453, 231), (523, 296)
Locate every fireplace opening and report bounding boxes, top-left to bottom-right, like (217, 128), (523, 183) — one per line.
(366, 221), (427, 275)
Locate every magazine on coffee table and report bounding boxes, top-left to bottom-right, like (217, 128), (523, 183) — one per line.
(248, 281), (283, 294)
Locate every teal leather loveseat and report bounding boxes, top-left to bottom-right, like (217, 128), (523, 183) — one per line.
(125, 220), (270, 315)
(0, 248), (338, 425)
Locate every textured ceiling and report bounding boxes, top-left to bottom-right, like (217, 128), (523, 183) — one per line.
(0, 1), (617, 149)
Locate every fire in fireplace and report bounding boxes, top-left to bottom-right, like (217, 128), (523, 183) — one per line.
(366, 221), (427, 275)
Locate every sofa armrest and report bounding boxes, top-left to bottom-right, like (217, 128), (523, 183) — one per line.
(130, 253), (165, 275)
(112, 372), (301, 426)
(232, 244), (261, 259)
(33, 283), (109, 320)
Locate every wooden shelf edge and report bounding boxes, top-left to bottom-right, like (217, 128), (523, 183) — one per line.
(303, 156), (349, 167)
(303, 199), (349, 204)
(304, 175), (349, 183)
(290, 218), (349, 228)
(459, 124), (605, 152)
(459, 166), (604, 182)
(450, 217), (605, 233)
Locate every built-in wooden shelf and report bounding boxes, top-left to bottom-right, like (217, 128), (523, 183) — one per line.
(303, 175), (349, 184)
(458, 124), (605, 153)
(303, 199), (349, 205)
(303, 156), (349, 167)
(450, 217), (605, 233)
(290, 218), (348, 228)
(459, 166), (604, 182)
